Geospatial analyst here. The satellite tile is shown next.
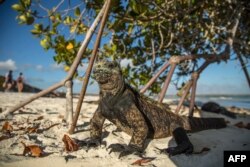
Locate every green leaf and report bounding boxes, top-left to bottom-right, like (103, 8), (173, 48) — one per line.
(63, 16), (72, 25)
(49, 29), (57, 35)
(34, 24), (43, 30)
(74, 7), (81, 17)
(128, 24), (134, 35)
(129, 0), (146, 15)
(70, 25), (77, 34)
(55, 13), (62, 22)
(52, 22), (60, 28)
(111, 44), (117, 52)
(30, 29), (42, 35)
(18, 14), (27, 24)
(23, 0), (31, 8)
(11, 4), (24, 11)
(130, 0), (138, 13)
(40, 38), (50, 50)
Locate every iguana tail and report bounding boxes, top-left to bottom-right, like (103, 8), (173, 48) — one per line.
(185, 117), (226, 132)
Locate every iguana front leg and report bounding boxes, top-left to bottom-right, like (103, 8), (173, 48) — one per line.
(90, 106), (105, 140)
(81, 106), (105, 149)
(108, 104), (148, 158)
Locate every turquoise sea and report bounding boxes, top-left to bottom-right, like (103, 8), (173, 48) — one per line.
(165, 94), (250, 109)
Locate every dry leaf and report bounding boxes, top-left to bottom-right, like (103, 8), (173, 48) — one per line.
(234, 122), (245, 128)
(62, 134), (78, 152)
(26, 127), (38, 134)
(131, 157), (155, 166)
(2, 121), (13, 132)
(34, 116), (44, 121)
(21, 141), (43, 157)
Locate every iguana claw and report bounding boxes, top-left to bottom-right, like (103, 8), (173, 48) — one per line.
(166, 143), (193, 156)
(107, 143), (126, 154)
(107, 143), (143, 159)
(78, 138), (102, 151)
(158, 142), (193, 156)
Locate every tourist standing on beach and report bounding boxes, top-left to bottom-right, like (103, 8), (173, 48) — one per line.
(17, 72), (24, 92)
(4, 70), (14, 92)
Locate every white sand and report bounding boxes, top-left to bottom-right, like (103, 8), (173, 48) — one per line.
(0, 92), (249, 167)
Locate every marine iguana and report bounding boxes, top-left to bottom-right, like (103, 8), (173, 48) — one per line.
(201, 101), (236, 119)
(82, 60), (226, 158)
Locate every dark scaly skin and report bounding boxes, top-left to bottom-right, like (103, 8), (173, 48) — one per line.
(89, 60), (226, 157)
(201, 101), (236, 119)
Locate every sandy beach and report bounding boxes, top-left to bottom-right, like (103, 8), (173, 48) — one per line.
(0, 92), (249, 167)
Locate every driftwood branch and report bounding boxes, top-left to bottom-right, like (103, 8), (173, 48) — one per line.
(68, 0), (111, 134)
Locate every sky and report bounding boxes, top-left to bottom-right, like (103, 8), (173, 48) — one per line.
(0, 0), (249, 95)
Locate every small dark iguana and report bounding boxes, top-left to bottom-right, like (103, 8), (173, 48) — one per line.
(84, 60), (226, 158)
(201, 101), (236, 119)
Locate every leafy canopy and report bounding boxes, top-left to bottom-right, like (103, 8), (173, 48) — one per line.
(12, 0), (250, 94)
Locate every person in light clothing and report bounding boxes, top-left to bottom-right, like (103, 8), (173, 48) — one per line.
(17, 72), (24, 92)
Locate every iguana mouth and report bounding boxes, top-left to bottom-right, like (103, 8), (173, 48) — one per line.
(93, 69), (112, 85)
(98, 78), (109, 84)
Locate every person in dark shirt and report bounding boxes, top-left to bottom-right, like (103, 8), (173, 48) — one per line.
(4, 70), (14, 92)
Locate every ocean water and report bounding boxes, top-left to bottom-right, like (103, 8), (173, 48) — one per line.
(165, 94), (250, 109)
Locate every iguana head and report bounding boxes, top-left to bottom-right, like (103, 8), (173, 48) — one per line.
(93, 60), (124, 95)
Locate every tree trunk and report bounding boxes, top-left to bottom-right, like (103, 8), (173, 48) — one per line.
(65, 80), (73, 125)
(175, 80), (193, 114)
(158, 63), (177, 103)
(237, 54), (250, 88)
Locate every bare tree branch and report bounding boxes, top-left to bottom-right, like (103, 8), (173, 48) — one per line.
(68, 0), (111, 134)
